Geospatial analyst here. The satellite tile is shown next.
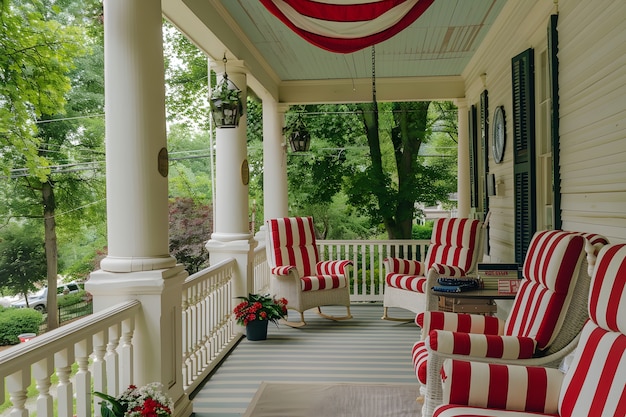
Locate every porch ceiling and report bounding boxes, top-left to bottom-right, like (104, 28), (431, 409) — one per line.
(162, 0), (508, 104)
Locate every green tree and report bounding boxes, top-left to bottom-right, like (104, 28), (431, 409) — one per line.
(0, 0), (88, 180)
(1, 0), (104, 328)
(0, 222), (47, 301)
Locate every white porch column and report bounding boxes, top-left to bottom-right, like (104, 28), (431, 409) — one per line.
(456, 99), (471, 218)
(206, 60), (256, 317)
(255, 96), (289, 241)
(88, 2), (191, 416)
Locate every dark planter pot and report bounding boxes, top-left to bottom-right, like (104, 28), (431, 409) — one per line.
(246, 320), (269, 341)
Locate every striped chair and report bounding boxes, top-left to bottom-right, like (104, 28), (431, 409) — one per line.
(266, 216), (353, 327)
(432, 242), (626, 417)
(382, 217), (484, 321)
(414, 230), (609, 417)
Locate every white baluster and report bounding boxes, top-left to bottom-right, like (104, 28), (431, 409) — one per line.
(54, 347), (75, 417)
(106, 324), (120, 396)
(92, 330), (108, 417)
(7, 369), (30, 417)
(120, 317), (134, 389)
(33, 356), (54, 417)
(75, 338), (93, 417)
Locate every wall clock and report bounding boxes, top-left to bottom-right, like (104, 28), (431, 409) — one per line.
(492, 106), (506, 164)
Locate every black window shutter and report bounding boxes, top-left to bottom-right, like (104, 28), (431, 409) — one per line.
(512, 48), (536, 264)
(548, 15), (562, 230)
(469, 105), (479, 208)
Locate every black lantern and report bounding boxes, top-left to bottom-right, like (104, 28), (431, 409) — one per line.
(210, 57), (244, 128)
(285, 114), (311, 152)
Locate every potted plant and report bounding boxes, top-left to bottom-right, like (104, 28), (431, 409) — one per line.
(233, 293), (288, 341)
(210, 74), (244, 128)
(94, 382), (173, 417)
(283, 112), (311, 152)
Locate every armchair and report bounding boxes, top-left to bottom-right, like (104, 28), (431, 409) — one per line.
(382, 217), (484, 320)
(433, 242), (626, 417)
(266, 216), (353, 327)
(413, 230), (609, 417)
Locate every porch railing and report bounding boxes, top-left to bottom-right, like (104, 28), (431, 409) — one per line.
(317, 239), (429, 302)
(0, 300), (141, 417)
(0, 238), (428, 415)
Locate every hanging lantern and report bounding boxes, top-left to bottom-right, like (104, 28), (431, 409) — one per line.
(210, 57), (244, 128)
(285, 113), (311, 152)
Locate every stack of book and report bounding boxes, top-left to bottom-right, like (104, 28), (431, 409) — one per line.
(477, 263), (521, 293)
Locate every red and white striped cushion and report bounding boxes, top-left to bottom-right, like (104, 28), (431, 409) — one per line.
(316, 260), (352, 275)
(412, 341), (429, 384)
(434, 404), (555, 416)
(559, 243), (626, 417)
(384, 258), (425, 275)
(268, 216), (319, 276)
(431, 264), (467, 277)
(300, 275), (348, 291)
(424, 218), (482, 273)
(504, 231), (586, 350)
(417, 311), (504, 335)
(428, 332), (537, 360)
(439, 360), (563, 414)
(385, 274), (427, 292)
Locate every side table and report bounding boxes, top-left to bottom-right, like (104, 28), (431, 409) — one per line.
(433, 289), (516, 315)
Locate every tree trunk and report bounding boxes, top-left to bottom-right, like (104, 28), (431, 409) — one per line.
(42, 181), (59, 330)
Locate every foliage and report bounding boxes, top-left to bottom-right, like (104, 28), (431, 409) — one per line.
(57, 289), (89, 308)
(0, 307), (42, 345)
(163, 21), (210, 131)
(233, 293), (288, 326)
(0, 0), (89, 180)
(0, 222), (47, 299)
(168, 197), (212, 274)
(412, 222), (434, 240)
(94, 383), (173, 417)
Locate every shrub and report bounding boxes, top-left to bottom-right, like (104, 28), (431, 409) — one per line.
(412, 221), (434, 240)
(0, 308), (43, 345)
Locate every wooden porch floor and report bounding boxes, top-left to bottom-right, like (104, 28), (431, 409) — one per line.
(189, 304), (420, 417)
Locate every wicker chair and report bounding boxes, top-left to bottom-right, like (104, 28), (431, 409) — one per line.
(265, 216), (353, 327)
(382, 217), (484, 321)
(432, 242), (626, 417)
(413, 230), (609, 417)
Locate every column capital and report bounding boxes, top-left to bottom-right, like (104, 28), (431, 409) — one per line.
(454, 98), (469, 109)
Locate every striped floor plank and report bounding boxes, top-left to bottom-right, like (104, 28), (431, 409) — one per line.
(191, 304), (420, 417)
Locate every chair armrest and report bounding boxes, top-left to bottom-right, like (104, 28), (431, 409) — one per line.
(428, 330), (537, 360)
(271, 265), (297, 276)
(440, 359), (563, 414)
(316, 260), (353, 275)
(383, 257), (425, 275)
(417, 311), (504, 335)
(430, 263), (467, 277)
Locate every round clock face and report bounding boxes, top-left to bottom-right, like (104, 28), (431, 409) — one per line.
(492, 106), (506, 164)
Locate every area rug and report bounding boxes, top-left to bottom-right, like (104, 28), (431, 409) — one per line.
(243, 382), (422, 417)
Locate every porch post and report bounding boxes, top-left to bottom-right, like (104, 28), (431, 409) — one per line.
(255, 97), (289, 241)
(206, 60), (256, 323)
(87, 1), (191, 416)
(456, 99), (471, 218)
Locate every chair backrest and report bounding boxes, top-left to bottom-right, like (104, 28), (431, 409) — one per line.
(504, 230), (586, 350)
(424, 218), (483, 274)
(266, 216), (319, 277)
(558, 243), (626, 417)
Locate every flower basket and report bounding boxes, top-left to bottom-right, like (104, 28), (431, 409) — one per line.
(233, 293), (288, 340)
(210, 75), (243, 128)
(94, 382), (173, 417)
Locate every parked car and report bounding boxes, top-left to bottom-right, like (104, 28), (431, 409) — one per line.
(10, 283), (81, 313)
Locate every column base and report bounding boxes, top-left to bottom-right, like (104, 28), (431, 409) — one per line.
(100, 255), (177, 272)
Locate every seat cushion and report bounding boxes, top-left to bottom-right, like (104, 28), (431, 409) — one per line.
(301, 275), (348, 291)
(385, 274), (427, 292)
(424, 218), (482, 273)
(412, 341), (429, 384)
(504, 231), (585, 350)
